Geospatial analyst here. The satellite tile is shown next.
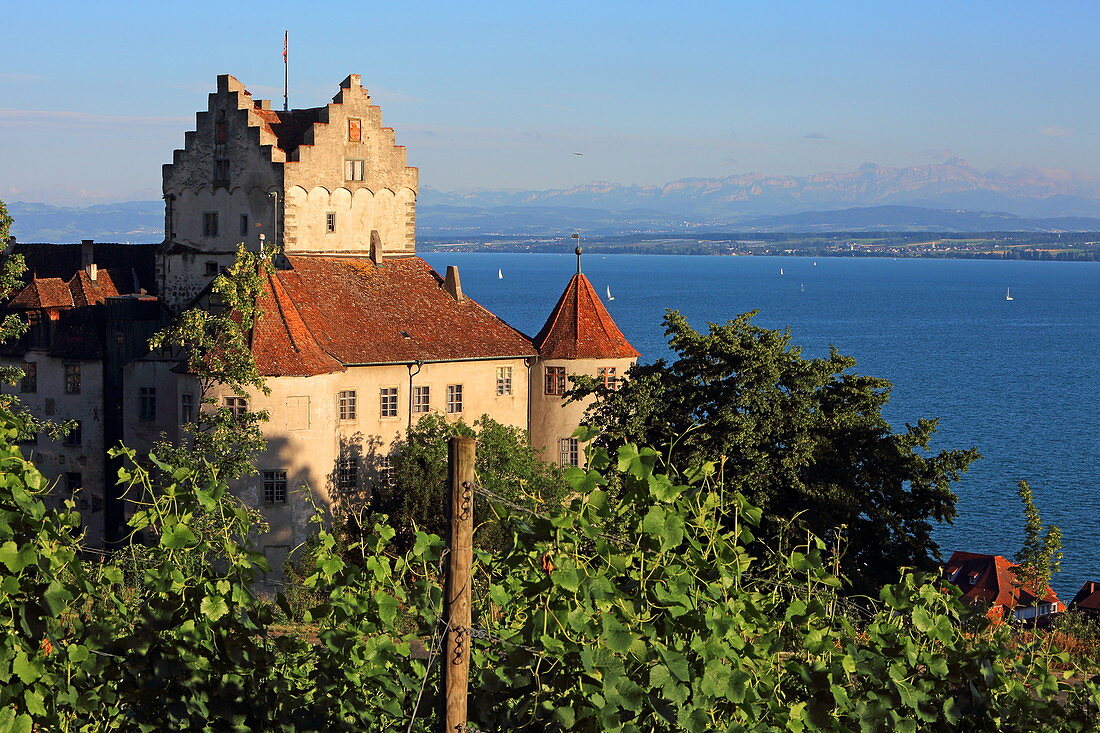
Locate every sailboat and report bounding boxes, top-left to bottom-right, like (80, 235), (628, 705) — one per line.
(813, 261), (817, 266)
(800, 283), (805, 293)
(1005, 287), (1013, 301)
(497, 269), (503, 279)
(606, 285), (615, 301)
(779, 268), (784, 276)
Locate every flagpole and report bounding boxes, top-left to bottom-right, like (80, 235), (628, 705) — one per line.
(283, 30), (289, 111)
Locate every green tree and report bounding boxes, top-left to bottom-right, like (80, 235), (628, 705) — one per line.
(370, 413), (567, 552)
(570, 310), (979, 592)
(0, 199), (73, 442)
(1013, 479), (1062, 594)
(147, 244), (273, 483)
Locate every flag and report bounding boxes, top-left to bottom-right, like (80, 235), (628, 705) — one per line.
(282, 31), (287, 62)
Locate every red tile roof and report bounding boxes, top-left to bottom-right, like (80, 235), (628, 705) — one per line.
(942, 551), (1061, 620)
(248, 256), (535, 376)
(534, 273), (639, 360)
(69, 270), (121, 307)
(10, 278), (74, 309)
(1070, 582), (1100, 612)
(253, 107), (325, 154)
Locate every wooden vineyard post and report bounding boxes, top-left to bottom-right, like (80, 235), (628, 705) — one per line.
(441, 435), (475, 732)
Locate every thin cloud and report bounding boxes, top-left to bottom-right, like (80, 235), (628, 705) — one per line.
(803, 131), (828, 140)
(1041, 125), (1073, 138)
(0, 109), (189, 126)
(0, 73), (47, 83)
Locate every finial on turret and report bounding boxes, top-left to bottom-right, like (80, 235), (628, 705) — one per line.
(572, 233), (582, 274)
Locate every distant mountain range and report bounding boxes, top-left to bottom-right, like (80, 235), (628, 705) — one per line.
(10, 159), (1100, 241)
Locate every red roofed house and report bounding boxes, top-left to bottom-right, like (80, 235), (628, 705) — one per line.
(1068, 581), (1100, 617)
(0, 239), (164, 543)
(942, 551), (1063, 623)
(99, 74), (638, 574)
(530, 249), (640, 468)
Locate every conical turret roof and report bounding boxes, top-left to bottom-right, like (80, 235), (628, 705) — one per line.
(534, 273), (639, 359)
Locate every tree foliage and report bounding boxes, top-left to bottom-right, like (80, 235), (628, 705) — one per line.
(570, 310), (980, 591)
(370, 413), (567, 552)
(147, 244), (273, 483)
(0, 405), (1098, 730)
(471, 441), (1099, 731)
(1014, 479), (1063, 594)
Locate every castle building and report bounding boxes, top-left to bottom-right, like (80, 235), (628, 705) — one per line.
(2, 74), (637, 568)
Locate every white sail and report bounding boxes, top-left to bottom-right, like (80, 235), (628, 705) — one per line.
(780, 268), (784, 275)
(1006, 287), (1013, 301)
(498, 269), (503, 279)
(606, 285), (615, 301)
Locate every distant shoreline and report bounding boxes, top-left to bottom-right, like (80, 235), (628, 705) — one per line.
(418, 233), (1100, 263)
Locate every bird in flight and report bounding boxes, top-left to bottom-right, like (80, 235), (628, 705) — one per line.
(573, 152), (583, 156)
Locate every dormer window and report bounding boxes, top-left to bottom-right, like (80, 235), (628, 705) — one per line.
(348, 117), (362, 142)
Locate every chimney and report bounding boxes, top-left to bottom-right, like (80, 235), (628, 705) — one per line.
(443, 265), (463, 302)
(370, 230), (382, 265)
(81, 240), (96, 280)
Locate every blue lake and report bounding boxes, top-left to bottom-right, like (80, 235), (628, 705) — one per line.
(423, 252), (1100, 599)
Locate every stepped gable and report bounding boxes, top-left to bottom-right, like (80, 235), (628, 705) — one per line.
(534, 273), (638, 360)
(248, 256), (535, 375)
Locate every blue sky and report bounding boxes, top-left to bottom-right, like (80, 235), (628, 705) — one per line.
(2, 1), (1097, 205)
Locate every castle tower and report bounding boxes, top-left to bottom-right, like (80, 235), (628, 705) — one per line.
(529, 248), (639, 468)
(159, 74), (418, 309)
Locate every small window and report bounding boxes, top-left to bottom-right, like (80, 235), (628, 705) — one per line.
(203, 212), (219, 238)
(598, 366), (619, 390)
(239, 214), (249, 238)
(413, 385), (430, 413)
(180, 393), (195, 424)
(64, 363), (81, 395)
(204, 260), (218, 276)
(326, 212), (337, 233)
(215, 110), (228, 143)
(338, 390), (357, 421)
(336, 456), (358, 491)
(544, 366), (566, 396)
(63, 420), (81, 448)
(263, 470), (288, 504)
(348, 117), (362, 142)
(213, 159), (230, 184)
(139, 387), (156, 421)
(559, 438), (579, 468)
(377, 455), (394, 486)
(19, 363), (36, 394)
(345, 159), (365, 181)
(380, 387), (399, 418)
(224, 396), (248, 420)
(496, 366), (513, 396)
(446, 384), (463, 414)
(65, 472), (83, 494)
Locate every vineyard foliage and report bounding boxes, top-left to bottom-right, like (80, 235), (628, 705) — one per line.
(1, 410), (1100, 730)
